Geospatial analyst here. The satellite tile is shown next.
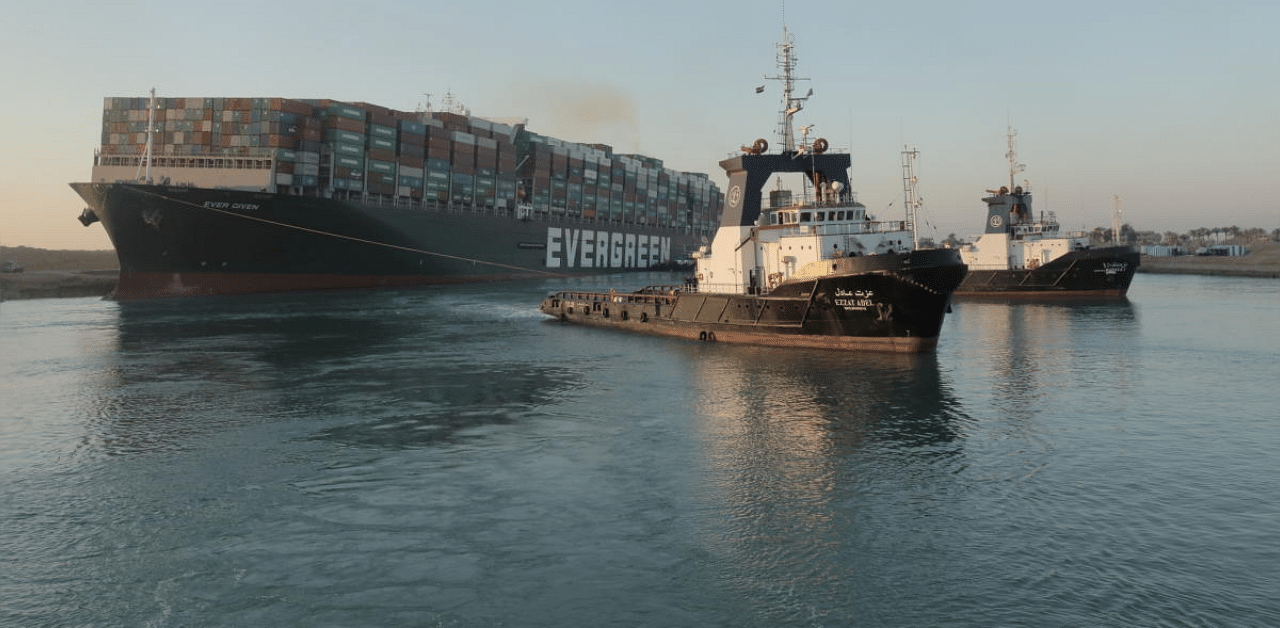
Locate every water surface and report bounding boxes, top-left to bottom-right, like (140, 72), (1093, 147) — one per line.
(2, 273), (1277, 627)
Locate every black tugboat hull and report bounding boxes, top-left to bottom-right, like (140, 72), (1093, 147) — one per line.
(540, 249), (967, 354)
(956, 246), (1139, 297)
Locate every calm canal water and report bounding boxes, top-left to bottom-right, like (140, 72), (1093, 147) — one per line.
(2, 273), (1277, 627)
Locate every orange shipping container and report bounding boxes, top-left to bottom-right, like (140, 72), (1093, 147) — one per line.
(323, 116), (364, 134)
(367, 147), (395, 162)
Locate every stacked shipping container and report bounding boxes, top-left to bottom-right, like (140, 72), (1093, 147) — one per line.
(95, 96), (721, 235)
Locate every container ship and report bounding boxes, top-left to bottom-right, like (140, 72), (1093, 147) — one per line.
(539, 26), (967, 353)
(953, 129), (1138, 297)
(71, 92), (722, 300)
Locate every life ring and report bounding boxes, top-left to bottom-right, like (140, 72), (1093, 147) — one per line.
(640, 312), (648, 323)
(813, 138), (829, 154)
(751, 138), (768, 154)
(706, 331), (717, 342)
(699, 331), (707, 341)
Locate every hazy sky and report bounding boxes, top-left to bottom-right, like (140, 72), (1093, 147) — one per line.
(2, 0), (1276, 250)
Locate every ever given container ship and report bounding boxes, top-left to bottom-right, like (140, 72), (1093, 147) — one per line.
(71, 91), (722, 300)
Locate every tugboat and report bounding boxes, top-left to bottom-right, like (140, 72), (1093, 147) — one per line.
(954, 129), (1139, 296)
(538, 26), (968, 353)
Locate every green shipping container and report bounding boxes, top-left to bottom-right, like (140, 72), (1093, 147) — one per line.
(368, 124), (396, 139)
(332, 141), (363, 157)
(326, 104), (366, 121)
(333, 154), (365, 169)
(324, 129), (365, 145)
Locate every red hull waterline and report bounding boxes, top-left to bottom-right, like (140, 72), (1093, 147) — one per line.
(111, 270), (560, 301)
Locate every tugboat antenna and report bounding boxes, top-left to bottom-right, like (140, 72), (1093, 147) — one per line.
(1112, 195), (1123, 243)
(1006, 125), (1026, 191)
(902, 146), (922, 248)
(766, 23), (810, 153)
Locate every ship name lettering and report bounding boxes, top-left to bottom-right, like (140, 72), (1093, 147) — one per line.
(834, 298), (874, 308)
(545, 227), (670, 269)
(203, 202), (261, 211)
(834, 289), (873, 298)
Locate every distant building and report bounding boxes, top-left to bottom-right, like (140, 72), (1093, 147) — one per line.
(1198, 244), (1247, 257)
(1142, 245), (1186, 257)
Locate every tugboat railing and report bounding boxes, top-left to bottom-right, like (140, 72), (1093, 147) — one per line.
(768, 220), (911, 238)
(550, 288), (681, 307)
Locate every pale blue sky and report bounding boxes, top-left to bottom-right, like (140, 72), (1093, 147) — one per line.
(2, 0), (1276, 249)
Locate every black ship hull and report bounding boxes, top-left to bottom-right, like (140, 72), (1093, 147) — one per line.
(956, 246), (1139, 297)
(539, 249), (967, 353)
(71, 183), (696, 300)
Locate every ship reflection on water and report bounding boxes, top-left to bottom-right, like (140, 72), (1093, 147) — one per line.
(689, 347), (968, 454)
(946, 296), (1139, 425)
(678, 345), (971, 610)
(83, 289), (586, 455)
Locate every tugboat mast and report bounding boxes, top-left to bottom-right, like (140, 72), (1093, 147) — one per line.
(902, 146), (922, 248)
(766, 24), (811, 153)
(1112, 195), (1123, 243)
(1006, 125), (1026, 192)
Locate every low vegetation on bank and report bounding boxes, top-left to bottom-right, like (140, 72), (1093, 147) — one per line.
(1, 246), (118, 272)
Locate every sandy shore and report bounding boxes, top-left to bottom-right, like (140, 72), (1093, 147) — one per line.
(1137, 240), (1280, 279)
(0, 270), (118, 301)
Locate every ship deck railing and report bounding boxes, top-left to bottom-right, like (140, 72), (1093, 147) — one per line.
(352, 194), (707, 235)
(1008, 222), (1089, 240)
(769, 220), (912, 238)
(672, 281), (776, 296)
(551, 287), (683, 307)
